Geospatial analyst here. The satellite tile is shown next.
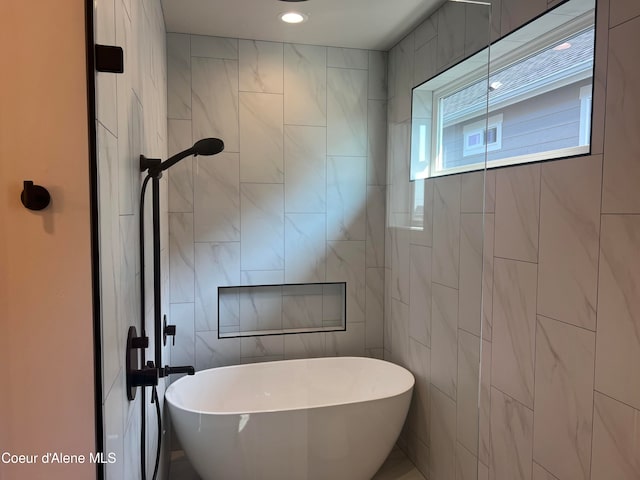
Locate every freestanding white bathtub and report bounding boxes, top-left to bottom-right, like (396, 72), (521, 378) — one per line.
(166, 356), (414, 480)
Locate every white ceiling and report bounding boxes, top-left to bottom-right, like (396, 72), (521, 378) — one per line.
(161, 0), (444, 51)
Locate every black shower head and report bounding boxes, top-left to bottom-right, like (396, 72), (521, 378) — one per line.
(192, 138), (225, 156)
(141, 137), (225, 175)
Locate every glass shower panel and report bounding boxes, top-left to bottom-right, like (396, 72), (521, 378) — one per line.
(406, 2), (491, 479)
(477, 2), (596, 480)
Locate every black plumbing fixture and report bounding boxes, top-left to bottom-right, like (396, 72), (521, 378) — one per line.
(131, 137), (223, 480)
(137, 137), (224, 381)
(21, 180), (51, 211)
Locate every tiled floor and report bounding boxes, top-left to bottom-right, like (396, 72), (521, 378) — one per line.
(168, 446), (426, 480)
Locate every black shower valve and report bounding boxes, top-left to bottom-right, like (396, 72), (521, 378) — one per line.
(130, 364), (158, 387)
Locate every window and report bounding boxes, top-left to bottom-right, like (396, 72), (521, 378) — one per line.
(411, 0), (596, 179)
(463, 114), (503, 157)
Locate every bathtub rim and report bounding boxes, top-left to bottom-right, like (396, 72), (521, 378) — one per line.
(165, 356), (415, 416)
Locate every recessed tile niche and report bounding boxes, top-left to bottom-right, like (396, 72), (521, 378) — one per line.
(218, 282), (346, 338)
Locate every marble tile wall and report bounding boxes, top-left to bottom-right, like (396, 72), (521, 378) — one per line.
(95, 0), (170, 479)
(167, 34), (387, 367)
(385, 1), (640, 480)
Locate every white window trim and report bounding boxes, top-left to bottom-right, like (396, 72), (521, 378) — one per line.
(426, 12), (595, 177)
(579, 84), (593, 146)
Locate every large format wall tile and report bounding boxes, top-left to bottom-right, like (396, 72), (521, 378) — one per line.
(537, 156), (601, 330)
(240, 335), (284, 361)
(366, 268), (385, 350)
(168, 119), (193, 213)
(609, 0), (640, 27)
(239, 92), (284, 183)
(431, 283), (459, 400)
(432, 176), (461, 288)
(391, 34), (415, 120)
(494, 164), (540, 262)
(193, 153), (240, 242)
(407, 337), (431, 445)
(98, 124), (121, 396)
(169, 303), (195, 367)
(459, 213), (484, 337)
(325, 322), (366, 357)
(95, 0), (117, 136)
(191, 35), (238, 59)
(409, 179), (434, 249)
(239, 40), (283, 94)
(430, 386), (457, 480)
(282, 287), (323, 330)
(465, 2), (492, 56)
(389, 226), (410, 304)
(239, 286), (283, 332)
(119, 91), (142, 216)
(489, 387), (534, 480)
(457, 330), (480, 456)
(602, 16), (640, 213)
(194, 242), (240, 331)
(167, 33), (191, 119)
(388, 298), (409, 368)
(532, 316), (595, 480)
(169, 213), (194, 303)
(482, 213), (495, 341)
(240, 184), (284, 271)
(456, 443), (479, 480)
(327, 156), (367, 241)
(368, 99), (388, 186)
(284, 213), (326, 283)
(414, 16), (437, 50)
(387, 120), (411, 212)
(500, 0), (546, 35)
(436, 1), (466, 70)
(284, 125), (326, 213)
(326, 241), (366, 325)
(414, 38), (437, 87)
(192, 57), (239, 152)
(479, 339), (492, 466)
(591, 392), (640, 480)
(368, 51), (387, 101)
(532, 463), (559, 480)
(461, 171), (485, 214)
(284, 44), (327, 126)
(492, 258), (537, 408)
(595, 215), (640, 410)
(328, 47), (368, 69)
(283, 332), (326, 359)
(366, 186), (386, 268)
(195, 332), (240, 370)
(327, 68), (368, 156)
(409, 245), (431, 347)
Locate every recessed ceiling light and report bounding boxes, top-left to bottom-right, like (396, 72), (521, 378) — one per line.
(280, 12), (308, 24)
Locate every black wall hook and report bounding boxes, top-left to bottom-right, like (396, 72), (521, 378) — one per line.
(21, 180), (51, 211)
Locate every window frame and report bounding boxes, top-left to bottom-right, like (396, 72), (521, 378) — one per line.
(421, 9), (595, 179)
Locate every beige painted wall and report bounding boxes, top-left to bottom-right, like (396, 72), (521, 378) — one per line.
(0, 1), (96, 479)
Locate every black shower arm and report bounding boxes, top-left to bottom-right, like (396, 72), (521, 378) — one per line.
(140, 137), (224, 177)
(140, 149), (193, 178)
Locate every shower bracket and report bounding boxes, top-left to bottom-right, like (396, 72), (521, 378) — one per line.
(139, 155), (162, 178)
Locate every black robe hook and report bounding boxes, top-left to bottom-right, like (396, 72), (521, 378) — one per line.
(21, 180), (51, 211)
